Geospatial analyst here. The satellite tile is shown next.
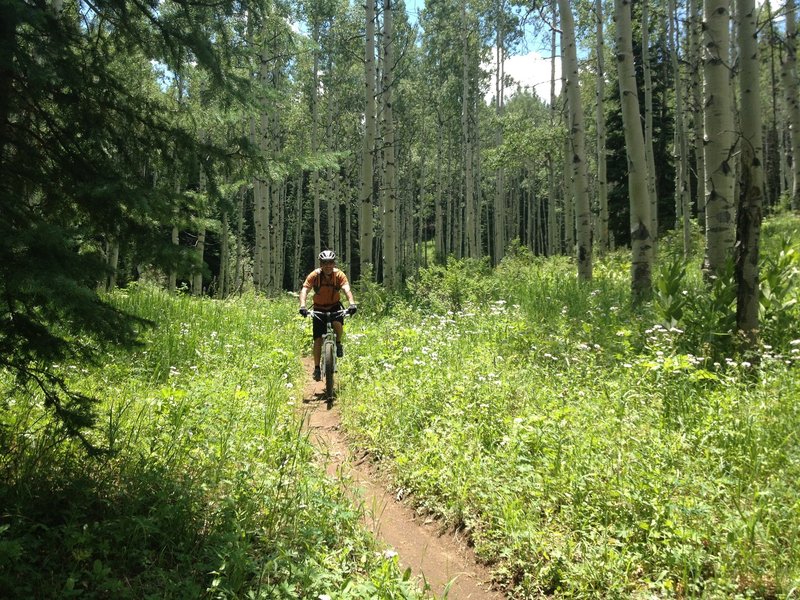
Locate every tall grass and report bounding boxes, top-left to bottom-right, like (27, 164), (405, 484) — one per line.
(341, 221), (800, 598)
(0, 285), (421, 599)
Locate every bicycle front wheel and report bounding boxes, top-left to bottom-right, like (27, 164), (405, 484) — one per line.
(324, 343), (335, 398)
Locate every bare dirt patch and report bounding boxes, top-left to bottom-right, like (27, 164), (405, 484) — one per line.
(299, 356), (505, 600)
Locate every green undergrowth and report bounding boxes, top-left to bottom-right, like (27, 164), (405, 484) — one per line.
(339, 219), (800, 598)
(0, 285), (422, 599)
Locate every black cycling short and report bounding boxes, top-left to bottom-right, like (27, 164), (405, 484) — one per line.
(312, 304), (343, 339)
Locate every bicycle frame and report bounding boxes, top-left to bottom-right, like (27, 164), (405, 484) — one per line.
(309, 309), (347, 402)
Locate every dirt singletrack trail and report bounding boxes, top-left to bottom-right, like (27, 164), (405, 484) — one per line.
(299, 356), (504, 600)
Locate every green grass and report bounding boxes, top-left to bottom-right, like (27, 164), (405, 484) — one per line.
(339, 219), (800, 598)
(0, 285), (422, 599)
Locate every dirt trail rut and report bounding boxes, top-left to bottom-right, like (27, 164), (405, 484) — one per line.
(299, 357), (504, 600)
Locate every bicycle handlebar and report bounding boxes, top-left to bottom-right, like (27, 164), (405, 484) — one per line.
(307, 308), (349, 321)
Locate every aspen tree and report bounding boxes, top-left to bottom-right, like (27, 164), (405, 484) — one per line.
(558, 0), (592, 280)
(596, 0), (609, 253)
(462, 2), (478, 259)
(360, 0), (377, 277)
(703, 0), (736, 275)
(615, 0), (653, 301)
(382, 0), (398, 289)
(690, 0), (707, 229)
(735, 0), (764, 341)
(642, 2), (658, 247)
(782, 0), (800, 211)
(670, 0), (692, 256)
(494, 0), (506, 265)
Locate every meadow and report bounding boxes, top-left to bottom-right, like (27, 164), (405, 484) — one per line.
(339, 216), (800, 598)
(1, 215), (798, 599)
(0, 290), (421, 598)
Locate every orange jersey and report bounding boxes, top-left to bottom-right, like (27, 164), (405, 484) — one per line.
(302, 268), (349, 309)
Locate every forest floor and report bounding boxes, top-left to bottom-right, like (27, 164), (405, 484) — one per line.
(299, 357), (504, 600)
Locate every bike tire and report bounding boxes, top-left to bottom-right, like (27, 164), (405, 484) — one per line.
(324, 343), (335, 399)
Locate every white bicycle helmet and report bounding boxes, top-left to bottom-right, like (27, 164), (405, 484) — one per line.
(319, 250), (336, 261)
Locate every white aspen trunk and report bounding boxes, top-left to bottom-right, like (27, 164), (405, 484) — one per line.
(690, 0), (707, 230)
(217, 211), (229, 299)
(462, 3), (477, 259)
(292, 176), (303, 287)
(558, 0), (593, 280)
(382, 0), (398, 289)
(346, 180), (353, 268)
(326, 76), (336, 254)
(596, 0), (609, 254)
(494, 2), (506, 265)
(670, 0), (693, 256)
(270, 181), (281, 291)
(473, 98), (482, 258)
(615, 0), (653, 301)
(446, 141), (454, 257)
(547, 7), (558, 256)
(312, 21), (322, 259)
(360, 0), (377, 277)
(435, 117), (445, 262)
(235, 186), (245, 294)
(642, 1), (659, 247)
(735, 0), (764, 341)
(782, 0), (800, 210)
(562, 127), (573, 254)
(703, 0), (736, 275)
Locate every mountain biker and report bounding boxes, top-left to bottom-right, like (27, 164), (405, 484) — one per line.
(299, 250), (357, 381)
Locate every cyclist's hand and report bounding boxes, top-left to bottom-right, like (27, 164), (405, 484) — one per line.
(347, 305), (357, 316)
(299, 307), (309, 318)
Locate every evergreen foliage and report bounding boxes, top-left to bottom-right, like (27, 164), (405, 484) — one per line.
(0, 0), (263, 439)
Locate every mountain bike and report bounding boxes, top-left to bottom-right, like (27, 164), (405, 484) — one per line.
(308, 308), (349, 405)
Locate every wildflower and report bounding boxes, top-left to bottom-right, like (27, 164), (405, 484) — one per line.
(285, 383), (294, 389)
(790, 340), (800, 346)
(623, 363), (633, 368)
(383, 550), (398, 560)
(319, 595), (332, 600)
(741, 361), (752, 368)
(514, 417), (524, 424)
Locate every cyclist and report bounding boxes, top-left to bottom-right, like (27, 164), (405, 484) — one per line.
(299, 250), (357, 381)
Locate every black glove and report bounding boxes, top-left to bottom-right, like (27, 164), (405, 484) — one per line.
(299, 307), (309, 317)
(347, 304), (357, 316)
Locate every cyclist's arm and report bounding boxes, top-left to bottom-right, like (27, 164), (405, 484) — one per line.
(299, 286), (309, 309)
(341, 283), (355, 306)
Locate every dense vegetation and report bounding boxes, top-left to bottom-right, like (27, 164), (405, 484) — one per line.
(2, 215), (797, 598)
(340, 215), (800, 598)
(0, 291), (420, 599)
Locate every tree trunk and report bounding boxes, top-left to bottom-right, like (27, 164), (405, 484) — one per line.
(642, 1), (659, 247)
(494, 1), (506, 265)
(382, 0), (398, 289)
(670, 0), (692, 256)
(703, 0), (736, 275)
(615, 0), (653, 302)
(690, 0), (707, 230)
(360, 0), (377, 278)
(235, 185), (246, 294)
(462, 3), (478, 259)
(217, 211), (229, 299)
(782, 0), (800, 211)
(735, 0), (764, 342)
(559, 0), (593, 281)
(596, 0), (609, 254)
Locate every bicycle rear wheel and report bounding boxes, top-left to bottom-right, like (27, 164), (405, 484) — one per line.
(324, 343), (335, 398)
